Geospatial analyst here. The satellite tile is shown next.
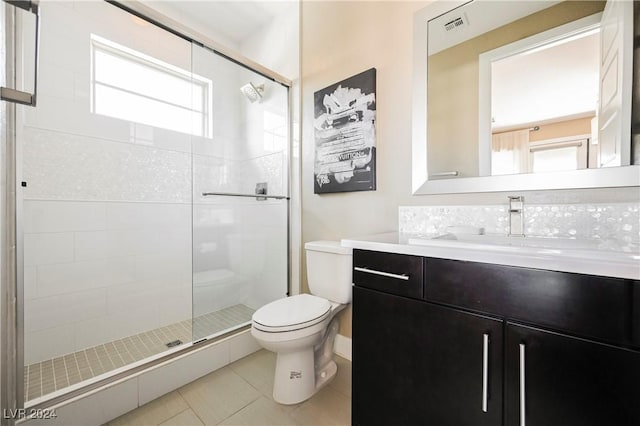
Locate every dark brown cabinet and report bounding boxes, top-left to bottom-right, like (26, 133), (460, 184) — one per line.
(352, 286), (429, 425)
(352, 249), (640, 426)
(421, 302), (503, 426)
(505, 323), (640, 426)
(352, 286), (503, 426)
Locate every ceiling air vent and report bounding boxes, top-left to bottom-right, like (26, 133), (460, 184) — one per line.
(444, 14), (469, 32)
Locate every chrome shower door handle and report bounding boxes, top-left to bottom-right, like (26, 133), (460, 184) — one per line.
(1, 0), (40, 106)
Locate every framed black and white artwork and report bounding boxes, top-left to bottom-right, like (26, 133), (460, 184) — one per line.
(313, 68), (376, 194)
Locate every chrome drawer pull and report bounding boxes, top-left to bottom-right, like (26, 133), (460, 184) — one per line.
(354, 267), (410, 281)
(482, 333), (489, 413)
(520, 343), (526, 426)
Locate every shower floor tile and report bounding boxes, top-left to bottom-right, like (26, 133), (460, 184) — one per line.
(25, 304), (255, 402)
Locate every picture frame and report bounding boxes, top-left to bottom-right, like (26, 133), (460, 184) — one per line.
(313, 68), (377, 194)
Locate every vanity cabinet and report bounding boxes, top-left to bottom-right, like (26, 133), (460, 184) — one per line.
(352, 286), (503, 426)
(420, 302), (503, 426)
(352, 286), (429, 425)
(352, 249), (640, 426)
(352, 250), (427, 425)
(505, 323), (640, 426)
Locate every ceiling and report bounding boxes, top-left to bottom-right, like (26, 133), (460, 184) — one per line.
(491, 30), (600, 131)
(142, 1), (293, 48)
(428, 1), (561, 55)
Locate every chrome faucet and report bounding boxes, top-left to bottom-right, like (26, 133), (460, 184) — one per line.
(508, 196), (525, 237)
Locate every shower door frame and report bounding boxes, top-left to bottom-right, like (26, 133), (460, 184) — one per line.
(1, 2), (25, 421)
(1, 0), (295, 419)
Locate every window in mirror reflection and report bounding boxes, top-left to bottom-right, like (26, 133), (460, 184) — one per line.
(530, 138), (588, 173)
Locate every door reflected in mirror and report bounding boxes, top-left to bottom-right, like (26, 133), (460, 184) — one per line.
(426, 0), (635, 180)
(487, 20), (598, 176)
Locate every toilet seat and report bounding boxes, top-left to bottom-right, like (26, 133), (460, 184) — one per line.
(252, 294), (331, 333)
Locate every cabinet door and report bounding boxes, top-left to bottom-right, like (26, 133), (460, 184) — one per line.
(422, 303), (503, 426)
(353, 286), (503, 426)
(352, 286), (429, 425)
(506, 323), (640, 426)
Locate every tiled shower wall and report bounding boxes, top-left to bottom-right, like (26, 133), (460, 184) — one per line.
(23, 199), (193, 365)
(399, 202), (640, 244)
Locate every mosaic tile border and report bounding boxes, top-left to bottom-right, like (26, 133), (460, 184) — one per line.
(399, 202), (640, 243)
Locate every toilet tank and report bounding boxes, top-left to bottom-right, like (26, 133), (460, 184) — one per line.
(305, 241), (353, 304)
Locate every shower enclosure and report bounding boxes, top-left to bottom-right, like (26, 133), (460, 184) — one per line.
(1, 0), (290, 410)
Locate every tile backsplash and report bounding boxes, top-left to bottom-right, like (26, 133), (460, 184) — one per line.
(399, 202), (640, 244)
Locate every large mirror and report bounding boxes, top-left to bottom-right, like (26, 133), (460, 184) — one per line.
(412, 0), (640, 194)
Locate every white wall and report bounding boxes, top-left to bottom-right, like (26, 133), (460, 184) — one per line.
(241, 2), (300, 81)
(300, 0), (640, 338)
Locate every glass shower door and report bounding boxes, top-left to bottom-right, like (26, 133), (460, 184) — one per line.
(17, 1), (195, 402)
(190, 44), (289, 342)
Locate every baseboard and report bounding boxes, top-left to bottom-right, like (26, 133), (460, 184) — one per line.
(333, 334), (352, 361)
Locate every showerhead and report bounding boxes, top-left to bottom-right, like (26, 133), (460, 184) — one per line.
(240, 82), (264, 103)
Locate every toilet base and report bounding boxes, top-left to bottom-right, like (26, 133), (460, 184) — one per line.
(271, 319), (341, 405)
(314, 359), (337, 391)
(273, 348), (316, 404)
(272, 350), (339, 405)
(254, 304), (347, 405)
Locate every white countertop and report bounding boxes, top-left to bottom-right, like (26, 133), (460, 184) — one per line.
(341, 232), (640, 280)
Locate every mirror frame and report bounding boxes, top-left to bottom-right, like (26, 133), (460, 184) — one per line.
(411, 0), (640, 195)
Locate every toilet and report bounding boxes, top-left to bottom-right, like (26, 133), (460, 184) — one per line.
(250, 240), (352, 405)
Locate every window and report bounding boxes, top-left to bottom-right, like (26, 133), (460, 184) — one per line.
(263, 110), (287, 152)
(90, 35), (212, 138)
(529, 137), (588, 173)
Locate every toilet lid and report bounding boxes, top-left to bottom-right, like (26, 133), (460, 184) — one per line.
(252, 294), (331, 332)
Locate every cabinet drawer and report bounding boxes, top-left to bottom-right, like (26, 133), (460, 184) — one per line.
(425, 258), (636, 346)
(353, 250), (424, 299)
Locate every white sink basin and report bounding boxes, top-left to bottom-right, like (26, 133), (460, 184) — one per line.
(341, 232), (640, 280)
(408, 233), (639, 261)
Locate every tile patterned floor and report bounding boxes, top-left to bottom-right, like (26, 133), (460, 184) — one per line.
(25, 304), (255, 401)
(106, 349), (352, 426)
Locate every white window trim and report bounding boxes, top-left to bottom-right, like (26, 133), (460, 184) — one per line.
(90, 34), (213, 138)
(528, 134), (590, 172)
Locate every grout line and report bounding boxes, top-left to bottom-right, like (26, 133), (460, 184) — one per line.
(151, 328), (168, 348)
(159, 407), (192, 426)
(25, 365), (30, 400)
(61, 356), (71, 395)
(48, 359), (57, 394)
(217, 384), (262, 425)
(108, 341), (126, 367)
(134, 334), (152, 357)
(39, 362), (45, 398)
